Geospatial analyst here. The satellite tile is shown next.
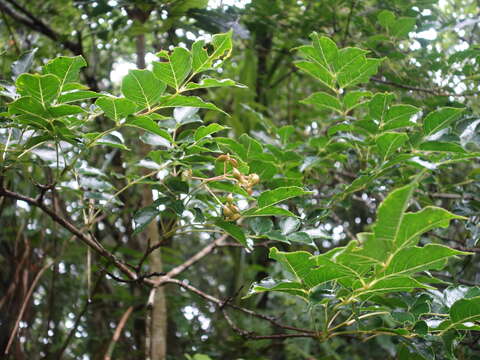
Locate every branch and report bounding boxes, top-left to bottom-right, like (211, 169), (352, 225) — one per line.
(153, 234), (228, 286)
(371, 77), (477, 98)
(430, 271), (478, 286)
(452, 246), (480, 253)
(164, 278), (317, 336)
(0, 186), (141, 284)
(428, 192), (478, 201)
(221, 309), (315, 340)
(0, 0), (81, 54)
(104, 306), (134, 360)
(342, 0), (357, 46)
(0, 0), (99, 90)
(4, 260), (52, 355)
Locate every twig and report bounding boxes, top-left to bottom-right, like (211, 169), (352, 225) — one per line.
(452, 246), (480, 253)
(104, 306), (134, 360)
(4, 261), (52, 355)
(0, 186), (141, 284)
(153, 234), (228, 286)
(104, 270), (166, 284)
(430, 271), (477, 286)
(342, 0), (357, 46)
(0, 0), (81, 54)
(164, 278), (316, 335)
(0, 0), (98, 90)
(221, 308), (316, 340)
(371, 77), (477, 98)
(428, 192), (477, 201)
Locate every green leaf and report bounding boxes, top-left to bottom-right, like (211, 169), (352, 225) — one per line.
(295, 34), (337, 90)
(194, 123), (225, 141)
(121, 69), (166, 110)
(48, 104), (85, 117)
(337, 58), (383, 89)
(248, 217), (274, 235)
(449, 297), (480, 328)
(192, 30), (233, 73)
(125, 115), (173, 142)
(95, 133), (130, 151)
(270, 247), (348, 288)
(44, 56), (87, 91)
(423, 107), (464, 136)
(208, 181), (250, 197)
(378, 10), (396, 28)
(157, 95), (227, 115)
(9, 96), (50, 122)
(269, 247), (319, 282)
(238, 134), (263, 160)
(391, 18), (416, 38)
(384, 104), (420, 130)
(242, 206), (297, 217)
(16, 74), (60, 106)
(343, 91), (372, 112)
(359, 277), (433, 297)
(301, 92), (342, 113)
(215, 219), (247, 246)
(11, 48), (37, 78)
(133, 206), (159, 235)
(59, 90), (102, 103)
(369, 92), (395, 123)
(288, 232), (314, 245)
(396, 207), (465, 248)
(366, 183), (416, 261)
(153, 47), (192, 90)
(333, 47), (368, 74)
(376, 132), (409, 161)
(419, 141), (466, 153)
(257, 186), (311, 210)
(248, 280), (309, 299)
(295, 60), (335, 91)
(95, 96), (137, 123)
(383, 244), (469, 277)
(185, 78), (245, 90)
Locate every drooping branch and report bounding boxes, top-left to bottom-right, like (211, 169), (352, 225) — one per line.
(371, 76), (477, 98)
(0, 185), (140, 283)
(0, 0), (81, 54)
(164, 278), (317, 338)
(0, 0), (98, 90)
(0, 185), (319, 341)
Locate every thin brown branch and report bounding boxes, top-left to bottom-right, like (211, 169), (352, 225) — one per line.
(452, 246), (480, 253)
(104, 306), (134, 360)
(430, 271), (477, 286)
(4, 261), (52, 355)
(0, 0), (81, 54)
(0, 186), (141, 284)
(342, 0), (357, 46)
(0, 0), (99, 90)
(164, 278), (316, 335)
(428, 192), (477, 201)
(221, 308), (317, 340)
(371, 77), (477, 98)
(153, 234), (228, 286)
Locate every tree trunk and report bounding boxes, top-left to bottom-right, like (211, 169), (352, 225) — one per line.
(133, 12), (167, 359)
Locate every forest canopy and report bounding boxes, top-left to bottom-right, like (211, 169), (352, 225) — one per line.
(1, 0), (480, 359)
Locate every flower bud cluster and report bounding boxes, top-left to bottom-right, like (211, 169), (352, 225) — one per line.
(217, 153), (261, 221)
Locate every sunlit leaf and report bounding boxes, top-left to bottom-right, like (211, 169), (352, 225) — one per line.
(122, 69), (166, 109)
